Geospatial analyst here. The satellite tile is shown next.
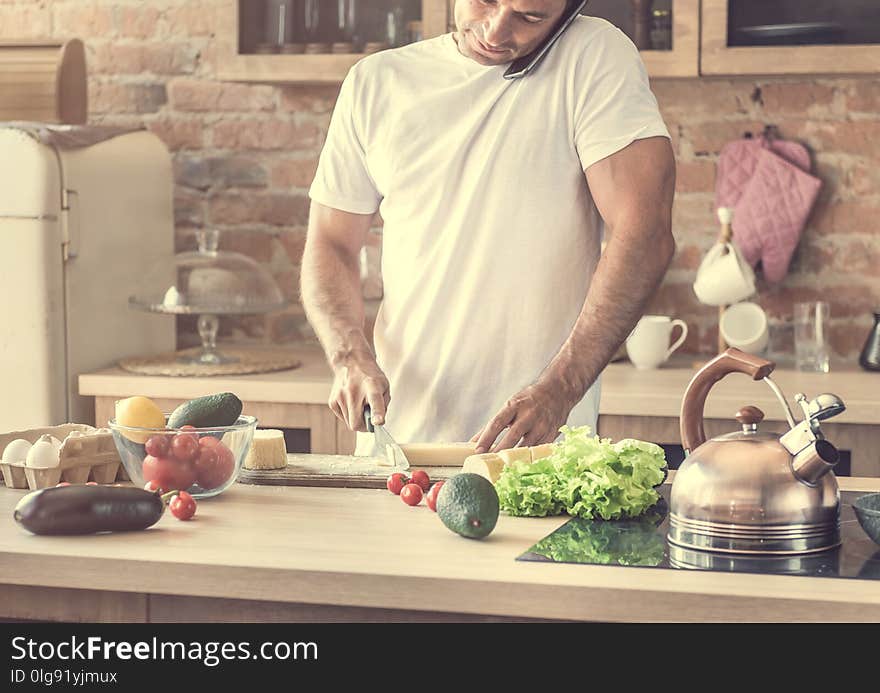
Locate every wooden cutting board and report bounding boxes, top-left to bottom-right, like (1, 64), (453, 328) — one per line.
(237, 453), (465, 489)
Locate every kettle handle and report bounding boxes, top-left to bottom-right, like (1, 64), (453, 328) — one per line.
(680, 348), (776, 454)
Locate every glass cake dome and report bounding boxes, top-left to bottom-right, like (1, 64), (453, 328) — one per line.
(130, 229), (288, 365)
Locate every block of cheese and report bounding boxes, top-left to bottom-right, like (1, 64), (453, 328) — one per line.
(243, 429), (288, 470)
(462, 452), (505, 484)
(529, 443), (555, 462)
(397, 443), (477, 467)
(497, 447), (532, 467)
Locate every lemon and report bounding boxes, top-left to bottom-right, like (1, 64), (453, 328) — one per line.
(115, 396), (165, 443)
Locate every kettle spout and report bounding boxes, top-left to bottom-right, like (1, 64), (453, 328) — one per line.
(791, 439), (839, 486)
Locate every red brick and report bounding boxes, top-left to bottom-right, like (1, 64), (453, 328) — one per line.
(90, 43), (198, 76)
(278, 230), (308, 264)
(843, 79), (880, 113)
(279, 86), (341, 114)
(0, 6), (50, 37)
(52, 3), (113, 36)
(118, 5), (161, 39)
(760, 286), (823, 320)
(89, 82), (167, 114)
(830, 321), (873, 358)
(674, 159), (716, 194)
(686, 120), (765, 155)
(671, 195), (715, 234)
(212, 119), (320, 149)
(173, 192), (204, 227)
(148, 118), (205, 150)
(759, 82), (835, 116)
(811, 120), (880, 159)
(669, 243), (703, 271)
(847, 160), (880, 197)
(652, 80), (753, 118)
(208, 194), (310, 227)
(217, 231), (274, 263)
(825, 283), (879, 319)
(270, 158), (319, 188)
(169, 79), (276, 112)
(836, 239), (880, 277)
(166, 2), (218, 38)
(811, 199), (880, 236)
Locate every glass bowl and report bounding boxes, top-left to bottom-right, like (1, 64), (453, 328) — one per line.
(108, 415), (257, 499)
(853, 493), (880, 546)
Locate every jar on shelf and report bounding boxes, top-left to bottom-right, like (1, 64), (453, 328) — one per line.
(264, 0), (299, 52)
(303, 0), (334, 54)
(651, 8), (673, 50)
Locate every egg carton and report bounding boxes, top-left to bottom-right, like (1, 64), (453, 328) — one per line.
(0, 423), (122, 490)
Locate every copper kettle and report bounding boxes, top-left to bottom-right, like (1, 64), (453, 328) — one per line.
(668, 348), (845, 555)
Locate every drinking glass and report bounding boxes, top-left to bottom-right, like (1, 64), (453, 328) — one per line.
(794, 301), (830, 372)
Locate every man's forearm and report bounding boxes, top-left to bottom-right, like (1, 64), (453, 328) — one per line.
(539, 223), (675, 400)
(300, 236), (372, 369)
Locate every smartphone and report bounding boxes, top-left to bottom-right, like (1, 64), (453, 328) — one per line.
(503, 0), (588, 80)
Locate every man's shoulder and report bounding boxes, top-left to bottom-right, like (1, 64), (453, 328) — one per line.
(557, 15), (639, 65)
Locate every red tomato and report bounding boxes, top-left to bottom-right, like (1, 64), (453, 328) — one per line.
(86, 481), (98, 486)
(170, 433), (199, 463)
(425, 481), (445, 512)
(143, 455), (195, 492)
(144, 480), (163, 494)
(386, 472), (407, 495)
(198, 435), (222, 449)
(400, 483), (423, 506)
(194, 441), (235, 490)
(55, 482), (71, 487)
(169, 491), (197, 521)
(409, 469), (431, 492)
(144, 434), (170, 458)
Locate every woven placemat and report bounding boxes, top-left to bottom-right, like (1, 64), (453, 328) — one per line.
(118, 348), (302, 376)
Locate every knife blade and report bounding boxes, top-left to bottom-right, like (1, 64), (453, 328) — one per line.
(364, 404), (410, 471)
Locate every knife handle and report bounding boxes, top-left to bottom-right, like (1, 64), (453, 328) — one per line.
(363, 404), (374, 433)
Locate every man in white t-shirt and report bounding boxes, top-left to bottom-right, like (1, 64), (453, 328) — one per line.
(302, 0), (675, 456)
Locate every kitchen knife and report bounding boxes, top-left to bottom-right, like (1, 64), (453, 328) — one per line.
(364, 404), (410, 471)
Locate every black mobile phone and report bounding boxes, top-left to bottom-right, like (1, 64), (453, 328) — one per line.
(503, 0), (588, 80)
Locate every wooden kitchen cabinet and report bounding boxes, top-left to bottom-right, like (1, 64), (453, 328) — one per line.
(218, 1), (449, 84)
(701, 0), (880, 76)
(219, 0), (700, 84)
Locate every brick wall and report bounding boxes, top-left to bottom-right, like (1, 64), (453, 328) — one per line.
(3, 1), (878, 362)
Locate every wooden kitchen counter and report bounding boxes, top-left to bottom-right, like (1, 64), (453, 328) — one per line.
(1, 477), (880, 623)
(80, 349), (880, 474)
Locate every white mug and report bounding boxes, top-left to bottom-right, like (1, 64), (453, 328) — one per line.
(693, 242), (756, 307)
(720, 301), (769, 354)
(626, 315), (688, 370)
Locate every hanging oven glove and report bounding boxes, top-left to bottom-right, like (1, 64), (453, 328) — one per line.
(715, 134), (812, 210)
(732, 147), (822, 284)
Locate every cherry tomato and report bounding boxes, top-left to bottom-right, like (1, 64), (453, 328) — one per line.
(170, 433), (199, 463)
(194, 441), (235, 489)
(86, 481), (98, 486)
(409, 469), (431, 492)
(144, 434), (170, 458)
(386, 472), (407, 495)
(143, 455), (195, 492)
(426, 481), (445, 512)
(400, 483), (423, 506)
(144, 480), (164, 494)
(169, 491), (197, 521)
(55, 482), (71, 487)
(198, 435), (222, 449)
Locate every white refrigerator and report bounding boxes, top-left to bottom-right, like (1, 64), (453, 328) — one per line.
(0, 126), (176, 430)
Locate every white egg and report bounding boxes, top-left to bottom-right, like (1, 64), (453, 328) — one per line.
(1, 438), (32, 464)
(26, 434), (62, 469)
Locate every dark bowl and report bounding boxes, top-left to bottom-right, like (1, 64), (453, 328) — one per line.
(852, 493), (880, 546)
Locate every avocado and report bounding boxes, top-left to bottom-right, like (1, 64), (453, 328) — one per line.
(436, 473), (500, 540)
(167, 392), (243, 429)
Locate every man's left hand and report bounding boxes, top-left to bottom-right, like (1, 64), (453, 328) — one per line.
(470, 379), (581, 454)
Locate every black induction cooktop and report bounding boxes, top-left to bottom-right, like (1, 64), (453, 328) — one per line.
(517, 486), (880, 579)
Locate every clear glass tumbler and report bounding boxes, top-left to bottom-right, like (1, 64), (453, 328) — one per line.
(794, 301), (831, 372)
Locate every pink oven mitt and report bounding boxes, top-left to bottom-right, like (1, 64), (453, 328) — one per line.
(732, 147), (822, 284)
(716, 136), (812, 209)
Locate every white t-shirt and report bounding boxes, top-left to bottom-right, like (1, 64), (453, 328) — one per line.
(309, 17), (669, 452)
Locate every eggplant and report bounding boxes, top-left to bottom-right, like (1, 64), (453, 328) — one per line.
(13, 485), (164, 535)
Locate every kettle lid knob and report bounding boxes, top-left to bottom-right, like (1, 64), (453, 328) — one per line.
(735, 406), (765, 427)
